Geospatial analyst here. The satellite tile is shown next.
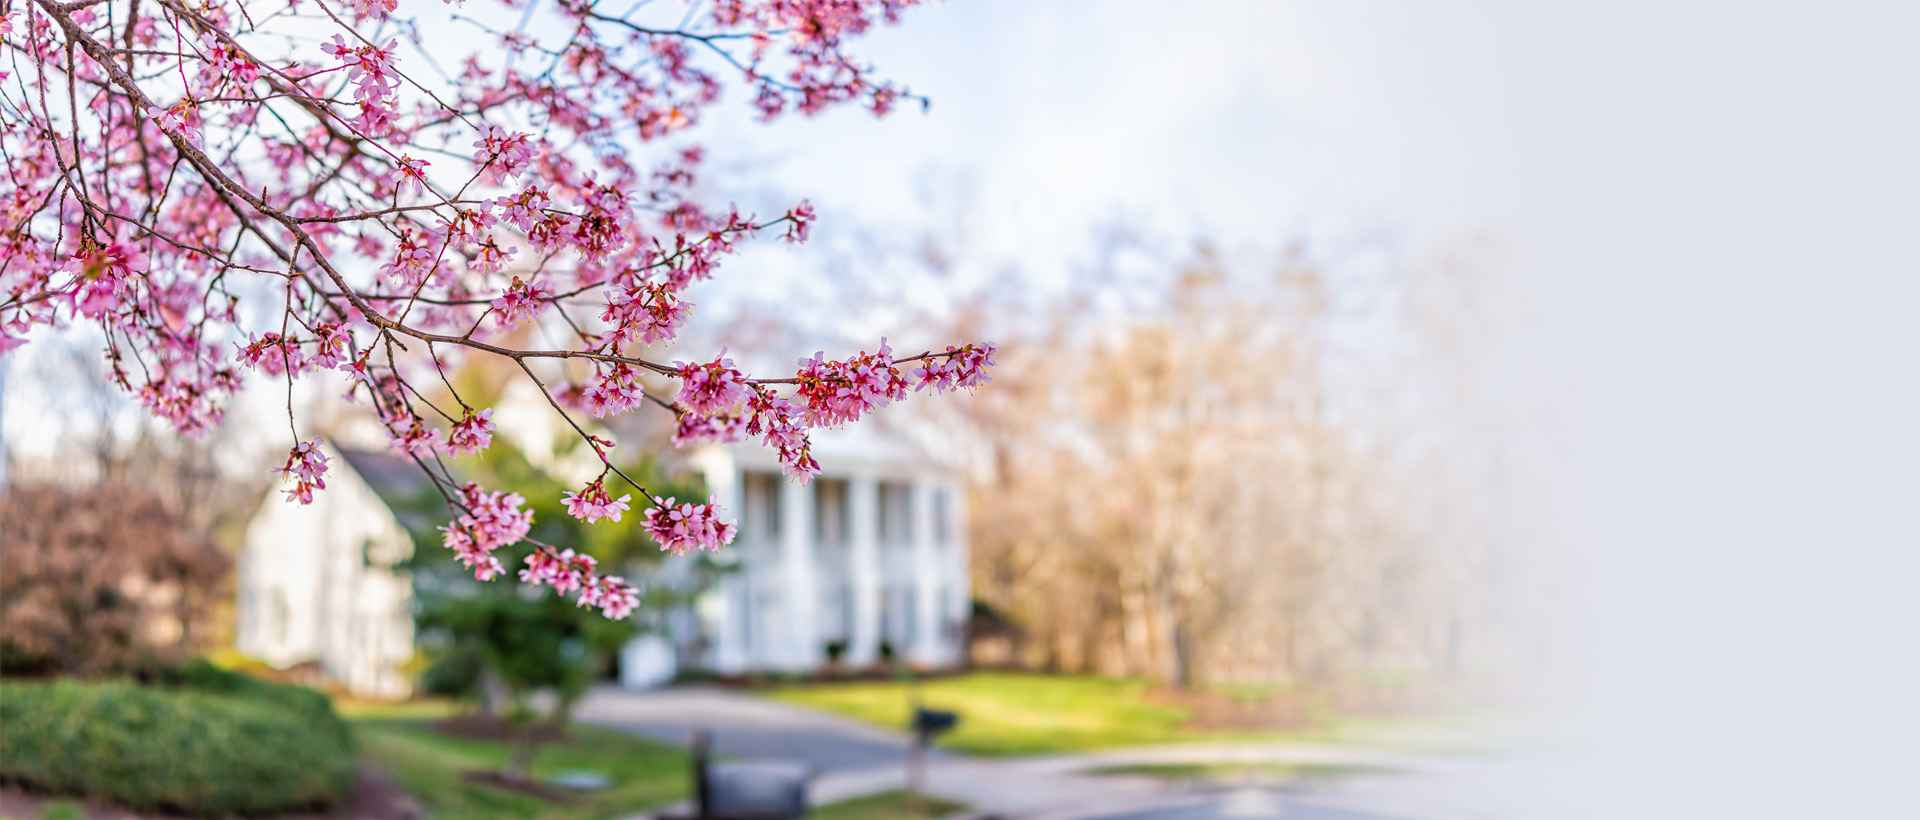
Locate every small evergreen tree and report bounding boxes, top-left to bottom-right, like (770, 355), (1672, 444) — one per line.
(396, 437), (715, 779)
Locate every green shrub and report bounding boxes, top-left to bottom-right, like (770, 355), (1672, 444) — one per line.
(0, 671), (356, 815)
(151, 658), (345, 736)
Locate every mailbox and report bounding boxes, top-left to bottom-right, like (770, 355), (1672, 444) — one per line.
(911, 707), (959, 745)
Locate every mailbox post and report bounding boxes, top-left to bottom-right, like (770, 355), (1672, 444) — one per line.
(907, 707), (959, 806)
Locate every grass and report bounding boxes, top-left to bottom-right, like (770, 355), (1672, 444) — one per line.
(1087, 761), (1405, 783)
(344, 700), (689, 820)
(767, 672), (1491, 757)
(768, 672), (1243, 756)
(37, 802), (87, 820)
(808, 789), (964, 820)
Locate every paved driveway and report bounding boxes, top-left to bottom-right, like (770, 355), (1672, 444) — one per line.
(1084, 788), (1412, 820)
(587, 685), (1513, 820)
(575, 685), (923, 773)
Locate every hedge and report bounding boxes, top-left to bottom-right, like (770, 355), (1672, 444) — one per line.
(0, 663), (356, 814)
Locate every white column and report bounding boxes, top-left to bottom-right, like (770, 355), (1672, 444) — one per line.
(846, 476), (882, 666)
(910, 480), (941, 665)
(779, 477), (820, 671)
(945, 483), (970, 666)
(693, 449), (746, 674)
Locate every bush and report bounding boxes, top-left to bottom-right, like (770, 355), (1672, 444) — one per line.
(151, 658), (343, 725)
(0, 669), (355, 814)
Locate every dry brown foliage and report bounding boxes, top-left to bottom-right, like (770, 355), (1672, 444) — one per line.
(0, 482), (231, 675)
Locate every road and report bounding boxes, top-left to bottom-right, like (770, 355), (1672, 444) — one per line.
(583, 685), (1517, 820)
(575, 684), (922, 773)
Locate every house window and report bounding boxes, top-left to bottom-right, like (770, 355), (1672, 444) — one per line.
(819, 581), (851, 642)
(814, 478), (849, 548)
(743, 471), (781, 545)
(883, 583), (915, 646)
(932, 487), (951, 546)
(878, 481), (913, 545)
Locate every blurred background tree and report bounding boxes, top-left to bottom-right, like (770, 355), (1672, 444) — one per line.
(920, 234), (1520, 713)
(0, 482), (231, 677)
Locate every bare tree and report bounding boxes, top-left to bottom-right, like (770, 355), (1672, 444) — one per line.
(1, 483), (231, 675)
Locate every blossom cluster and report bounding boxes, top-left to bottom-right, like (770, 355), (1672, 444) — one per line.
(793, 340), (913, 427)
(492, 277), (550, 327)
(746, 390), (821, 480)
(444, 409), (496, 455)
(520, 546), (640, 620)
(277, 441), (330, 505)
(912, 343), (998, 392)
(675, 356), (752, 415)
(321, 36), (402, 136)
(642, 496), (739, 556)
(562, 478), (633, 524)
(439, 483), (535, 581)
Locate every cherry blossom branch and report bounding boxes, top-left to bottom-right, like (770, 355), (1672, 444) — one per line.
(0, 0), (988, 621)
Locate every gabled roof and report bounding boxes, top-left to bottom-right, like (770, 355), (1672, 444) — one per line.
(331, 444), (441, 535)
(334, 445), (429, 499)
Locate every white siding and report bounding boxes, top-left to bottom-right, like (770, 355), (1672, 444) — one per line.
(235, 444), (414, 698)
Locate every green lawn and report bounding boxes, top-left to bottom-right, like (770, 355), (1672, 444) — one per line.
(808, 789), (964, 820)
(343, 700), (689, 820)
(767, 672), (1274, 756)
(767, 672), (1488, 757)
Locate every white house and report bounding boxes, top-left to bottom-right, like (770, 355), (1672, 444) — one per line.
(631, 426), (970, 683)
(233, 426), (970, 695)
(234, 443), (417, 698)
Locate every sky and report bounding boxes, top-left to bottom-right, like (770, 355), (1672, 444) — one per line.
(700, 1), (1515, 276)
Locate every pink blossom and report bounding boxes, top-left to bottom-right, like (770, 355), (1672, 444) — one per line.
(239, 333), (302, 376)
(308, 322), (352, 370)
(491, 276), (550, 327)
(346, 0), (398, 22)
(587, 576), (640, 620)
(675, 355), (750, 415)
(563, 478), (632, 524)
(520, 546), (597, 595)
(784, 200), (815, 243)
(392, 155), (431, 197)
(389, 418), (439, 458)
(673, 410), (747, 446)
(910, 343), (998, 393)
(473, 125), (536, 180)
(276, 440), (329, 505)
(518, 545), (640, 619)
(439, 482), (533, 580)
(601, 280), (688, 348)
(583, 364), (647, 418)
(642, 495), (737, 556)
(380, 227), (442, 289)
(470, 237), (517, 274)
(493, 187), (551, 232)
(745, 391), (820, 481)
(73, 240), (142, 319)
(792, 340), (910, 428)
(444, 408), (495, 455)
